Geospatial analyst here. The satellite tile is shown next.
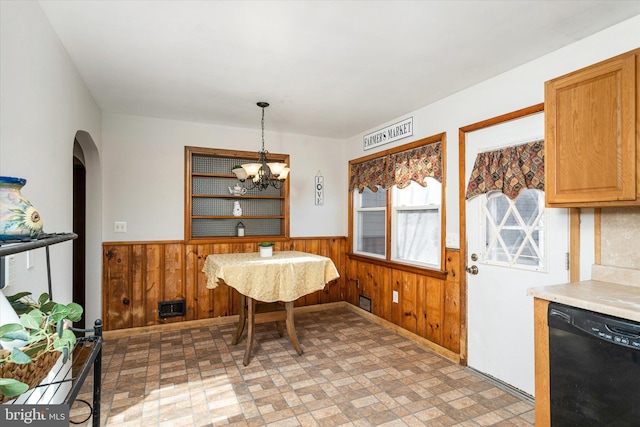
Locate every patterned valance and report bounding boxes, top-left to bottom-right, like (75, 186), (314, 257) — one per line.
(349, 141), (442, 193)
(349, 156), (388, 193)
(389, 142), (442, 189)
(465, 140), (544, 200)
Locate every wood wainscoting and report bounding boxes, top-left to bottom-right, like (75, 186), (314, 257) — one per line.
(102, 238), (461, 356)
(102, 238), (347, 331)
(344, 249), (461, 354)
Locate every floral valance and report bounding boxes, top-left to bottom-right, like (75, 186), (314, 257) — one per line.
(349, 141), (442, 193)
(465, 140), (544, 200)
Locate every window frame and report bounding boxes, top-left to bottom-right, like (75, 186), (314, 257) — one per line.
(348, 134), (447, 277)
(391, 189), (442, 269)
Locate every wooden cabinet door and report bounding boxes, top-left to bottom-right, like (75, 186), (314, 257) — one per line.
(545, 51), (637, 206)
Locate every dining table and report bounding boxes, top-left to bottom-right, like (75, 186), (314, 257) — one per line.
(202, 250), (340, 365)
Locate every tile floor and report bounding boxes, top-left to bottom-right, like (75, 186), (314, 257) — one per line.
(72, 307), (535, 426)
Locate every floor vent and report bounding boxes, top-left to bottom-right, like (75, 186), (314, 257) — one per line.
(158, 300), (186, 318)
(359, 295), (372, 313)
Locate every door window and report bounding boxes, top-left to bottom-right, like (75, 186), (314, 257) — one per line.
(482, 189), (546, 270)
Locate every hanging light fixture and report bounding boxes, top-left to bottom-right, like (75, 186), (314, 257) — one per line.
(232, 102), (289, 191)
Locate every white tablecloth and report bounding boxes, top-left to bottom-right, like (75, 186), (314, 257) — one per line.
(202, 251), (340, 302)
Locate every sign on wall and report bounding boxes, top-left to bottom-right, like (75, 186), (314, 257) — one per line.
(363, 117), (413, 151)
(315, 173), (324, 206)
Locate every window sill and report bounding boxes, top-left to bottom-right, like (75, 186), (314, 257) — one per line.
(347, 253), (448, 280)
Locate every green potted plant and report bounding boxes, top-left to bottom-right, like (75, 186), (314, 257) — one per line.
(0, 292), (82, 402)
(258, 241), (274, 257)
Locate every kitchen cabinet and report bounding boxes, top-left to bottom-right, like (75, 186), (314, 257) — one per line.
(544, 48), (640, 207)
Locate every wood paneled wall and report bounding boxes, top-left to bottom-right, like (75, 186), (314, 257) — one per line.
(344, 249), (461, 354)
(102, 238), (347, 331)
(102, 239), (461, 355)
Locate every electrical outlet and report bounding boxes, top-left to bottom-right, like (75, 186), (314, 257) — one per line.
(0, 255), (17, 289)
(392, 290), (399, 304)
(114, 221), (127, 233)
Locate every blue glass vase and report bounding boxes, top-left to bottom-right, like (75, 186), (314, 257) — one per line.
(0, 176), (43, 241)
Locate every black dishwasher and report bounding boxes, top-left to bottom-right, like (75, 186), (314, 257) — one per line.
(548, 302), (640, 426)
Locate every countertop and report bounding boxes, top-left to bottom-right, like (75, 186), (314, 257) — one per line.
(528, 279), (640, 323)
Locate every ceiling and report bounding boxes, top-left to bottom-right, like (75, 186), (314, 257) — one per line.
(39, 1), (640, 139)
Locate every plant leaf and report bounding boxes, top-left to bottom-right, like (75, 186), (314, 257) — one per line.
(40, 301), (56, 313)
(6, 292), (31, 303)
(10, 347), (32, 364)
(19, 313), (41, 330)
(37, 293), (50, 306)
(61, 328), (76, 345)
(66, 303), (84, 322)
(0, 378), (29, 398)
(49, 304), (70, 323)
(0, 323), (29, 341)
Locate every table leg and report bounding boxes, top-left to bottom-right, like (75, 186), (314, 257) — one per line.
(275, 320), (285, 337)
(285, 301), (303, 355)
(232, 294), (246, 345)
(243, 297), (255, 366)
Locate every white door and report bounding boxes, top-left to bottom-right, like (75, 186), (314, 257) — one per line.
(465, 112), (569, 396)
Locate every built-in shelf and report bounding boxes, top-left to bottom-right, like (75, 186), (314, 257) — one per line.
(186, 146), (289, 240)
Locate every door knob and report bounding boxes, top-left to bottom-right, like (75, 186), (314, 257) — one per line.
(466, 265), (479, 275)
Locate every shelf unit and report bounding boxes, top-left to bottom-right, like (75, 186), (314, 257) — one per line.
(186, 146), (290, 241)
(0, 233), (102, 426)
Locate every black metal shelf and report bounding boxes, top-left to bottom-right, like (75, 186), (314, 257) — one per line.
(0, 232), (102, 427)
(4, 323), (103, 426)
(0, 232), (77, 256)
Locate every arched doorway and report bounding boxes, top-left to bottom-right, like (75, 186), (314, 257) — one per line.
(73, 131), (102, 328)
(73, 141), (86, 329)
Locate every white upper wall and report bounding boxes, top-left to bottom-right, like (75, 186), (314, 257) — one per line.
(0, 1), (102, 313)
(101, 113), (346, 241)
(345, 15), (640, 248)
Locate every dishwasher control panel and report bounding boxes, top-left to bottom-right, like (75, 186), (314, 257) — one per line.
(549, 304), (640, 351)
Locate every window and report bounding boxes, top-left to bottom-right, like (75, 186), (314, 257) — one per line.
(349, 135), (445, 271)
(392, 178), (442, 268)
(354, 187), (386, 257)
(482, 189), (546, 270)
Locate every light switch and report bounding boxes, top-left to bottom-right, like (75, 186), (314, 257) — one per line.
(114, 221), (127, 233)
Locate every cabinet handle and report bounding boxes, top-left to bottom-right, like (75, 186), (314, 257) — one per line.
(123, 298), (130, 305)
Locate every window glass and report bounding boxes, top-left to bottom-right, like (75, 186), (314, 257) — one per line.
(360, 188), (386, 208)
(354, 187), (386, 257)
(392, 179), (441, 267)
(483, 190), (545, 269)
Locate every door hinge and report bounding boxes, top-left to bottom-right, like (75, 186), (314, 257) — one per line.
(565, 252), (570, 270)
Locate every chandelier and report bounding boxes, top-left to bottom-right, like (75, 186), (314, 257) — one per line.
(232, 102), (289, 191)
